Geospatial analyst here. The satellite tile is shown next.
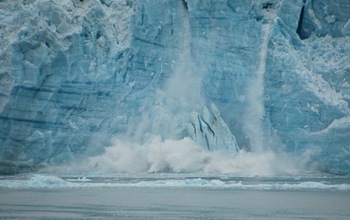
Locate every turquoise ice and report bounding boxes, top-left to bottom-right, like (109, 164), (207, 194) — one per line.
(0, 0), (349, 175)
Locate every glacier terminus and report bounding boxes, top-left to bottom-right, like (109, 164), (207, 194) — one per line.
(0, 0), (349, 175)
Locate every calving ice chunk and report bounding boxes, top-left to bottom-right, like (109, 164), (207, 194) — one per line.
(0, 0), (349, 175)
(189, 104), (239, 152)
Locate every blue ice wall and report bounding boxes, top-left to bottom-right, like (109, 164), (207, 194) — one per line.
(0, 0), (136, 173)
(0, 0), (349, 174)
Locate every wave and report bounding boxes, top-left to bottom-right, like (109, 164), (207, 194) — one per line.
(1, 174), (349, 191)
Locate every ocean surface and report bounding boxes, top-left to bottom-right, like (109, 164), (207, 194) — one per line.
(1, 173), (350, 219)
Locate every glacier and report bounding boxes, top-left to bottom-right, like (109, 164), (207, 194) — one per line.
(0, 0), (349, 175)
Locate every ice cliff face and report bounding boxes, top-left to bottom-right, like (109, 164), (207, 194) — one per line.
(0, 0), (135, 173)
(0, 0), (349, 175)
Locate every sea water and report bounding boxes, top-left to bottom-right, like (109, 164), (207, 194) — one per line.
(1, 173), (350, 219)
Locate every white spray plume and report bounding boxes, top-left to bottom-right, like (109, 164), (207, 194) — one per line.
(87, 136), (298, 176)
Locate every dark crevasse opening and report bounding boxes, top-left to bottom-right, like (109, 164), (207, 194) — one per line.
(262, 2), (274, 9)
(181, 0), (188, 11)
(296, 5), (309, 40)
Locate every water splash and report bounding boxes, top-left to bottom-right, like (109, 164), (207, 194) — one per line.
(85, 137), (296, 176)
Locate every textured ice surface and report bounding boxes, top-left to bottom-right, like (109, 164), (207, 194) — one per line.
(0, 0), (135, 173)
(0, 0), (349, 174)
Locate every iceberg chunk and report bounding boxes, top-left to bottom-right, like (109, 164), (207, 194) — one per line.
(189, 104), (239, 152)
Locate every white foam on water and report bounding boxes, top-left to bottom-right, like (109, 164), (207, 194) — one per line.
(0, 175), (74, 189)
(1, 174), (349, 191)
